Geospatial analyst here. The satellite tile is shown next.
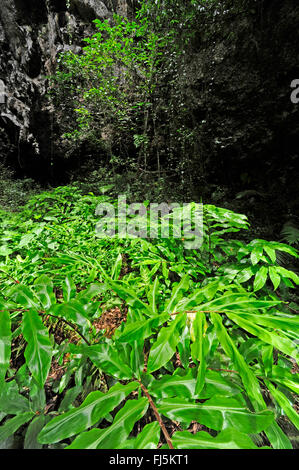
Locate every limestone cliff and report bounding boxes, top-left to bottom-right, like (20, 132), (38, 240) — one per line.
(0, 0), (130, 178)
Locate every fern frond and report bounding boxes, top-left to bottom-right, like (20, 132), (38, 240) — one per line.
(281, 222), (299, 246)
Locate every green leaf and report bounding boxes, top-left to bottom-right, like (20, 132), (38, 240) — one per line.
(264, 421), (292, 449)
(149, 369), (196, 399)
(235, 267), (255, 284)
(107, 280), (154, 316)
(193, 292), (280, 313)
(269, 267), (281, 290)
(111, 253), (122, 280)
(266, 366), (299, 394)
(164, 274), (189, 314)
(38, 382), (138, 444)
(22, 309), (52, 387)
(177, 324), (190, 369)
(201, 370), (242, 399)
(120, 422), (160, 449)
(0, 413), (34, 443)
(117, 314), (167, 344)
(172, 429), (261, 449)
(190, 312), (207, 395)
(52, 300), (91, 331)
(264, 246), (276, 263)
(0, 310), (11, 383)
(7, 285), (40, 309)
(276, 266), (299, 285)
(24, 415), (48, 449)
(67, 398), (148, 449)
(211, 313), (266, 410)
(250, 246), (263, 266)
(239, 313), (299, 338)
(210, 313), (292, 448)
(87, 343), (133, 379)
(265, 380), (299, 430)
(0, 381), (30, 415)
(33, 275), (55, 310)
(157, 396), (274, 433)
(225, 311), (299, 361)
(148, 277), (159, 315)
(63, 276), (76, 302)
(253, 266), (268, 291)
(147, 313), (186, 373)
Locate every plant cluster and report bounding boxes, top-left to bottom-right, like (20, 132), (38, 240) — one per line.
(51, 0), (252, 188)
(0, 186), (298, 448)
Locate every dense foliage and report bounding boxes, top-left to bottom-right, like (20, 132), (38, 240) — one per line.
(51, 0), (258, 191)
(0, 186), (298, 449)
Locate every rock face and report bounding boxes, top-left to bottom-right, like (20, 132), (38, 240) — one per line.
(183, 0), (299, 196)
(0, 0), (129, 179)
(0, 0), (298, 195)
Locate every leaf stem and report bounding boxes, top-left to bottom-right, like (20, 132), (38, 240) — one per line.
(139, 380), (174, 450)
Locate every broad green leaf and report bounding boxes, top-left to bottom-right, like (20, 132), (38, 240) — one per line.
(264, 246), (276, 263)
(211, 313), (292, 448)
(111, 253), (122, 280)
(164, 274), (189, 313)
(0, 310), (11, 383)
(235, 267), (255, 284)
(177, 324), (190, 369)
(67, 398), (148, 449)
(201, 370), (242, 399)
(119, 422), (160, 449)
(33, 275), (55, 310)
(211, 313), (266, 410)
(190, 312), (207, 395)
(149, 369), (197, 399)
(149, 369), (241, 400)
(269, 267), (281, 290)
(264, 421), (292, 449)
(7, 285), (40, 309)
(172, 429), (260, 449)
(22, 309), (52, 387)
(276, 266), (299, 285)
(58, 386), (83, 412)
(225, 311), (299, 361)
(265, 366), (299, 394)
(87, 343), (133, 379)
(234, 312), (299, 338)
(147, 313), (186, 373)
(117, 314), (168, 344)
(262, 345), (273, 375)
(265, 379), (299, 430)
(63, 276), (76, 302)
(38, 382), (138, 444)
(147, 277), (159, 315)
(0, 412), (34, 443)
(250, 246), (263, 266)
(24, 415), (48, 449)
(254, 266), (268, 291)
(0, 381), (30, 415)
(52, 300), (91, 331)
(179, 280), (220, 311)
(157, 396), (274, 433)
(107, 280), (154, 316)
(193, 292), (280, 313)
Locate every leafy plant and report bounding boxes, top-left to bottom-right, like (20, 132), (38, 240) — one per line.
(0, 186), (298, 449)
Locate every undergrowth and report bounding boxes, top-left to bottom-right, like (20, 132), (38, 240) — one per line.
(0, 185), (298, 449)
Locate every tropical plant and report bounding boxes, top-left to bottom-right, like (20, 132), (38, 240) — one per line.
(0, 186), (298, 448)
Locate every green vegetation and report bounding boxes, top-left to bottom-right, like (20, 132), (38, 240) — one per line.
(0, 0), (298, 452)
(0, 186), (298, 449)
(51, 0), (246, 189)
